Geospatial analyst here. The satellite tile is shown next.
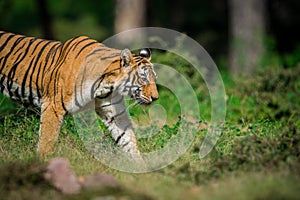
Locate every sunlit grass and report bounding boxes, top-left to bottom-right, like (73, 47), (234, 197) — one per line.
(0, 65), (299, 199)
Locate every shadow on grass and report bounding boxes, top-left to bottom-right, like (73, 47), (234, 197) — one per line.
(0, 160), (153, 200)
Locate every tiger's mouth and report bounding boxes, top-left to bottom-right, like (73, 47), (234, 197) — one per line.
(132, 88), (153, 106)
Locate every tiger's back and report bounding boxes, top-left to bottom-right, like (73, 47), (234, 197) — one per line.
(0, 31), (104, 109)
(0, 31), (60, 106)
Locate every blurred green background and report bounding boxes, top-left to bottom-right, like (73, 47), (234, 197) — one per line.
(1, 0), (300, 71)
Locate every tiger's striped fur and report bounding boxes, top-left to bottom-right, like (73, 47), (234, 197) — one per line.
(0, 31), (158, 158)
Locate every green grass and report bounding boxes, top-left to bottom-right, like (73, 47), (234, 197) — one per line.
(0, 64), (299, 199)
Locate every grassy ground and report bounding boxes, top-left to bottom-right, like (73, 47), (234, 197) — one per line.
(0, 64), (299, 199)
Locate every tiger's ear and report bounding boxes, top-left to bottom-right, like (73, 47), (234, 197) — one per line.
(120, 48), (132, 68)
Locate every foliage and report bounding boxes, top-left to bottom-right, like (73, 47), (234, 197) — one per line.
(0, 55), (300, 199)
(0, 0), (114, 41)
(1, 0), (300, 70)
(226, 65), (300, 122)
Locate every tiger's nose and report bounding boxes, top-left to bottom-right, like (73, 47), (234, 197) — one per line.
(143, 83), (159, 102)
(151, 94), (159, 101)
(151, 84), (159, 101)
(151, 91), (159, 102)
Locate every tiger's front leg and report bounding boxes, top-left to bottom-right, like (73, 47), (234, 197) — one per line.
(95, 93), (141, 157)
(37, 103), (66, 157)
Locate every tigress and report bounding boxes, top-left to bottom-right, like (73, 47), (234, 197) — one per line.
(0, 31), (159, 158)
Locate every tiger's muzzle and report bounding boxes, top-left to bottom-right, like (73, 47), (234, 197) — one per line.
(135, 83), (159, 105)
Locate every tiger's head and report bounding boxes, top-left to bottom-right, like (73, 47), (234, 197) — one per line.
(117, 48), (159, 105)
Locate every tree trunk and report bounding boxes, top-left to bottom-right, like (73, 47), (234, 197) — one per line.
(114, 0), (146, 44)
(229, 0), (266, 75)
(114, 0), (146, 32)
(36, 0), (54, 39)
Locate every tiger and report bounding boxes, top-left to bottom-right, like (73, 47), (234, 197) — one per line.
(0, 31), (159, 158)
